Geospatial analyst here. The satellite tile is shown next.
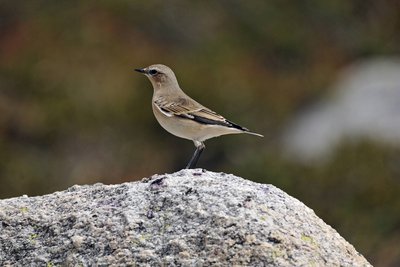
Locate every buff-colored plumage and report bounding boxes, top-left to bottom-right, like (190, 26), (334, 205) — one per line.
(135, 64), (262, 168)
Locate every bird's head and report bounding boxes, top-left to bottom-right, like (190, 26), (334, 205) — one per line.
(135, 64), (179, 90)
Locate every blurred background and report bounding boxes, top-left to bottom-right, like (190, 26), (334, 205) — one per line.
(1, 1), (399, 265)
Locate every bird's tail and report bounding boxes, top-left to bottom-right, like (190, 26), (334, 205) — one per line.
(225, 119), (263, 137)
(244, 131), (264, 137)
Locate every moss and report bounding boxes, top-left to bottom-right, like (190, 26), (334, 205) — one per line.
(20, 207), (28, 213)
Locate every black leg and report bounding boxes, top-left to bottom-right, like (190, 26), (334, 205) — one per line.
(186, 142), (205, 169)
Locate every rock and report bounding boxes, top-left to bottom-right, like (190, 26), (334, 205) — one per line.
(0, 169), (371, 266)
(283, 57), (400, 163)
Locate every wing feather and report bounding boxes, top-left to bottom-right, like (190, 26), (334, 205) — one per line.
(154, 96), (249, 131)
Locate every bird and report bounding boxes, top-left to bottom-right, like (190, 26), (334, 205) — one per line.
(135, 64), (263, 169)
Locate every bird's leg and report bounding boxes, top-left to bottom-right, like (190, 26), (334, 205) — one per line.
(186, 141), (205, 169)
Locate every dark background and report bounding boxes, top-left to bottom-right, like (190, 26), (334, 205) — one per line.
(1, 1), (399, 265)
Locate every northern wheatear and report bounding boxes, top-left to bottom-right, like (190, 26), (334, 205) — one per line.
(135, 64), (263, 169)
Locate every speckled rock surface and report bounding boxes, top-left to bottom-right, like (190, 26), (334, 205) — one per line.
(0, 169), (371, 266)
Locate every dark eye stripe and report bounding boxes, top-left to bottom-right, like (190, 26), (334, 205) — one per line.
(149, 69), (158, 75)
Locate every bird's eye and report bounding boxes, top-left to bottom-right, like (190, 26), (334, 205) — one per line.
(149, 69), (158, 75)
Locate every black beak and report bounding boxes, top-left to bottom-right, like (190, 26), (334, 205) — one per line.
(134, 68), (146, 73)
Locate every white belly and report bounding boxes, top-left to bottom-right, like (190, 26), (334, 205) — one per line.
(152, 103), (241, 142)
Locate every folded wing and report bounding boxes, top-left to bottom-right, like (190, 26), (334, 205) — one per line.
(154, 97), (250, 132)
